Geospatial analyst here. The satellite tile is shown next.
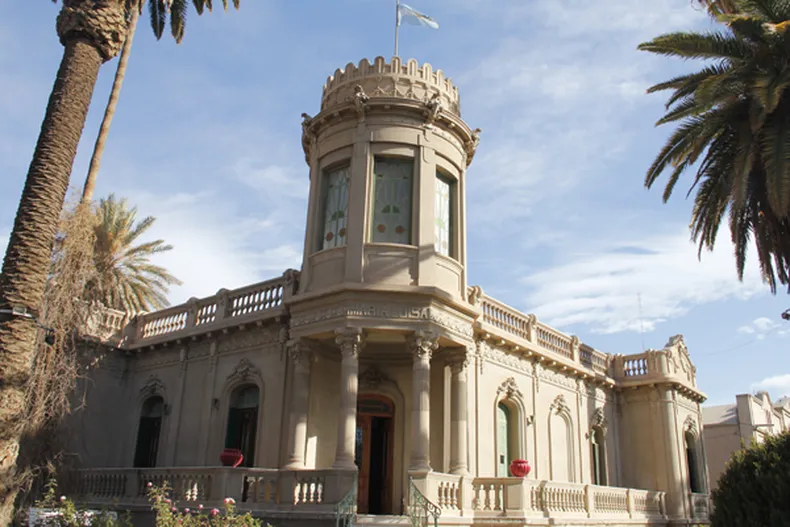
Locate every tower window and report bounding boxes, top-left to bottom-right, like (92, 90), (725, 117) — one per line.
(434, 173), (454, 257)
(320, 165), (350, 250)
(371, 157), (413, 245)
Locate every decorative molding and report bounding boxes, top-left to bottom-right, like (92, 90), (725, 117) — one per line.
(550, 394), (571, 416)
(478, 340), (532, 375)
(408, 330), (439, 360)
(446, 349), (470, 373)
(217, 327), (279, 353)
(467, 285), (484, 306)
(359, 367), (389, 390)
(290, 302), (474, 338)
(139, 375), (165, 399)
(335, 327), (366, 359)
(226, 358), (262, 387)
(464, 128), (481, 164)
(497, 377), (522, 400)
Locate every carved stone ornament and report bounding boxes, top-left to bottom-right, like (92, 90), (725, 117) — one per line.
(288, 340), (315, 367)
(227, 358), (261, 385)
(467, 285), (484, 306)
(359, 367), (389, 390)
(684, 415), (699, 437)
(464, 128), (481, 165)
(590, 407), (608, 434)
(348, 84), (370, 120)
(424, 91), (443, 126)
(140, 375), (165, 399)
(550, 394), (570, 416)
(497, 377), (522, 400)
(335, 327), (366, 358)
(408, 330), (439, 359)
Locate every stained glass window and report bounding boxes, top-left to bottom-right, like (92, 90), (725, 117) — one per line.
(371, 157), (413, 244)
(321, 165), (350, 250)
(435, 174), (453, 257)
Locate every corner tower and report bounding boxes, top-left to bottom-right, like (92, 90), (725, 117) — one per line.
(297, 56), (479, 302)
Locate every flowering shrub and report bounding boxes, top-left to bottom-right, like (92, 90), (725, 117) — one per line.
(31, 480), (267, 527)
(147, 482), (263, 527)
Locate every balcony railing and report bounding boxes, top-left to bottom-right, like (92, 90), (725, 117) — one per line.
(89, 270), (299, 348)
(75, 467), (355, 514)
(76, 468), (678, 524)
(473, 290), (611, 378)
(413, 472), (667, 521)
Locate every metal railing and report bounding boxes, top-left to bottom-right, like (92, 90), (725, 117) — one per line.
(408, 477), (440, 527)
(334, 473), (357, 527)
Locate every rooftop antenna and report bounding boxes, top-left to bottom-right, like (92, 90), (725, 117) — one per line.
(637, 293), (646, 351)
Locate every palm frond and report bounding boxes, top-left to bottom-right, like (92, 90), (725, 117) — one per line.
(638, 32), (754, 61)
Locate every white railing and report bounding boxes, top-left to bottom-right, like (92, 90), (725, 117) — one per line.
(76, 467), (351, 511)
(415, 474), (667, 521)
(474, 291), (614, 377)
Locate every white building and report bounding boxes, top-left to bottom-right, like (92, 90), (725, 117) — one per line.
(74, 57), (711, 527)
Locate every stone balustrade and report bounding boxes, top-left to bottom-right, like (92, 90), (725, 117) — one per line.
(79, 272), (700, 395)
(76, 468), (678, 524)
(89, 270), (299, 349)
(415, 473), (667, 522)
(75, 467), (354, 514)
(474, 291), (611, 378)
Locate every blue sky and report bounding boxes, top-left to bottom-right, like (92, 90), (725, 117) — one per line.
(1, 0), (788, 406)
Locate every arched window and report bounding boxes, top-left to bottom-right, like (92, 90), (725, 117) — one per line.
(590, 427), (607, 486)
(495, 378), (525, 477)
(685, 431), (703, 493)
(134, 396), (164, 467)
(225, 385), (260, 467)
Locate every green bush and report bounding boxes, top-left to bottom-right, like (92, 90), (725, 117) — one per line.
(31, 480), (266, 527)
(711, 431), (790, 527)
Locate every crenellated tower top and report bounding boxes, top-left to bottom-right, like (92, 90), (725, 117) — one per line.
(321, 56), (461, 116)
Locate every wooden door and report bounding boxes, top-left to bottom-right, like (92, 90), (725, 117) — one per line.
(355, 415), (372, 513)
(356, 395), (394, 514)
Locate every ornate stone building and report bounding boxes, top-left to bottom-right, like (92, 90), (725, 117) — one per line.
(74, 57), (710, 526)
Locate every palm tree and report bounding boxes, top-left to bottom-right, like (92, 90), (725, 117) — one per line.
(694, 0), (736, 15)
(89, 194), (181, 313)
(82, 0), (241, 203)
(0, 1), (237, 522)
(638, 0), (790, 295)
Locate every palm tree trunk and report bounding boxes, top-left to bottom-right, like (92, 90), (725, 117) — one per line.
(0, 2), (125, 523)
(81, 6), (141, 204)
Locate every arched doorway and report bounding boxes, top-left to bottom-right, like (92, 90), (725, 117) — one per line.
(356, 394), (394, 514)
(225, 385), (260, 467)
(134, 396), (164, 467)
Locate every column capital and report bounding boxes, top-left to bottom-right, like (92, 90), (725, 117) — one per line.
(408, 330), (439, 360)
(446, 352), (471, 374)
(335, 327), (366, 359)
(288, 339), (317, 368)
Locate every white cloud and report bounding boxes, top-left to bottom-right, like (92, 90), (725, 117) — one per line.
(738, 317), (789, 340)
(751, 374), (790, 399)
(122, 189), (304, 306)
(520, 228), (766, 334)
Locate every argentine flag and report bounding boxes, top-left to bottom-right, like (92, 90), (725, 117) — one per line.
(397, 3), (439, 29)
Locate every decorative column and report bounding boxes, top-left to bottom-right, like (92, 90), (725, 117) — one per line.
(448, 352), (470, 475)
(285, 340), (313, 468)
(408, 330), (439, 472)
(333, 327), (366, 469)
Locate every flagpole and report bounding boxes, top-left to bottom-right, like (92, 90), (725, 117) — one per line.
(394, 0), (400, 56)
